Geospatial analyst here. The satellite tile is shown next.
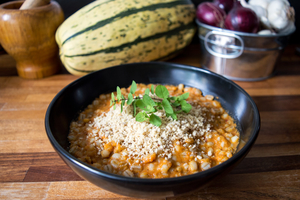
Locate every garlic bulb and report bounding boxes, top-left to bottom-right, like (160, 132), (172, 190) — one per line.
(248, 0), (272, 10)
(267, 0), (295, 32)
(239, 0), (296, 34)
(277, 20), (296, 35)
(239, 0), (271, 29)
(258, 29), (275, 35)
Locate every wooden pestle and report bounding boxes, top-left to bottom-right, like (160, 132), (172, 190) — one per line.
(20, 0), (50, 10)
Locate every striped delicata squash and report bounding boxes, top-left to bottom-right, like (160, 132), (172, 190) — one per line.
(56, 0), (196, 76)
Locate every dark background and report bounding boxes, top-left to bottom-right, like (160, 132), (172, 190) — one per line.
(0, 0), (299, 44)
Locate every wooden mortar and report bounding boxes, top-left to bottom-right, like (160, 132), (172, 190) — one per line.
(20, 0), (51, 10)
(0, 0), (64, 79)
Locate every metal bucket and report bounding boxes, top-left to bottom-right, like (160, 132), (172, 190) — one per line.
(196, 20), (295, 81)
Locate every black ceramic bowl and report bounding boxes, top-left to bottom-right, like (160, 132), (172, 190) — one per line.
(45, 62), (260, 198)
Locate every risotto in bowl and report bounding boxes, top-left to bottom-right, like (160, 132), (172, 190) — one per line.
(45, 62), (260, 198)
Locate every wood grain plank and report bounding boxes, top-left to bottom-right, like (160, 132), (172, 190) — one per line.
(0, 182), (49, 200)
(0, 103), (4, 110)
(0, 152), (64, 182)
(4, 170), (297, 200)
(277, 62), (300, 76)
(0, 110), (46, 120)
(31, 78), (77, 87)
(245, 88), (300, 96)
(248, 142), (300, 158)
(236, 76), (300, 96)
(0, 166), (29, 182)
(256, 111), (300, 144)
(2, 79), (300, 98)
(0, 94), (28, 103)
(23, 165), (83, 182)
(37, 74), (78, 82)
(0, 54), (17, 76)
(207, 169), (300, 191)
(2, 75), (300, 98)
(2, 151), (300, 183)
(276, 46), (300, 76)
(169, 45), (202, 67)
(46, 181), (154, 200)
(0, 140), (54, 153)
(169, 170), (300, 200)
(231, 155), (300, 174)
(0, 76), (34, 88)
(1, 102), (49, 111)
(238, 76), (300, 89)
(0, 152), (65, 167)
(0, 119), (46, 140)
(253, 95), (300, 112)
(0, 75), (76, 88)
(0, 182), (161, 200)
(0, 77), (10, 87)
(19, 154), (300, 182)
(0, 87), (65, 96)
(169, 187), (299, 200)
(24, 94), (57, 103)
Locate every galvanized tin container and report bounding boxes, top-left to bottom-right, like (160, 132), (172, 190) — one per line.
(196, 20), (295, 81)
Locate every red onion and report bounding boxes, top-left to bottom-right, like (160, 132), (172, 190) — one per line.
(213, 0), (235, 13)
(224, 2), (259, 33)
(196, 2), (226, 28)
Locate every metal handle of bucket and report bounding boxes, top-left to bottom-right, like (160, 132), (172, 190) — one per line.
(204, 31), (244, 59)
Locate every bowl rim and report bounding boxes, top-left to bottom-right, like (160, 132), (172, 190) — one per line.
(196, 19), (296, 38)
(45, 61), (260, 183)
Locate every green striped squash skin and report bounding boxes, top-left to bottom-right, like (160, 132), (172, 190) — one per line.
(56, 0), (196, 76)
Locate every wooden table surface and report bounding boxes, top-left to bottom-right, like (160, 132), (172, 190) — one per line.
(0, 44), (300, 199)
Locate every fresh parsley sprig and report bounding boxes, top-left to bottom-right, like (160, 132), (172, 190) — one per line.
(110, 81), (192, 127)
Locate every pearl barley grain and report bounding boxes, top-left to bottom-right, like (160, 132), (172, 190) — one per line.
(68, 83), (240, 178)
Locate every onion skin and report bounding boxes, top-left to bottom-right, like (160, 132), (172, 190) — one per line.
(225, 2), (260, 33)
(196, 2), (226, 28)
(213, 0), (235, 13)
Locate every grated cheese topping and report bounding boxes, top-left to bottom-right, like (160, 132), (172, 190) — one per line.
(88, 100), (213, 159)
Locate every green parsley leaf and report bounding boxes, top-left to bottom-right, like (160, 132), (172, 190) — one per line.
(175, 110), (183, 114)
(136, 112), (147, 122)
(120, 95), (125, 113)
(171, 102), (181, 107)
(151, 85), (154, 94)
(133, 100), (137, 116)
(176, 92), (189, 101)
(162, 98), (173, 114)
(143, 94), (156, 107)
(167, 113), (178, 120)
(181, 100), (192, 113)
(136, 98), (155, 112)
(116, 86), (122, 100)
(155, 85), (169, 99)
(169, 97), (176, 101)
(136, 99), (149, 111)
(111, 93), (116, 109)
(120, 101), (124, 112)
(149, 114), (162, 126)
(110, 81), (193, 127)
(145, 88), (150, 95)
(111, 92), (115, 100)
(127, 93), (133, 105)
(130, 80), (137, 94)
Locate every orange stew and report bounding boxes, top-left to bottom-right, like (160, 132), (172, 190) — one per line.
(68, 84), (240, 178)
